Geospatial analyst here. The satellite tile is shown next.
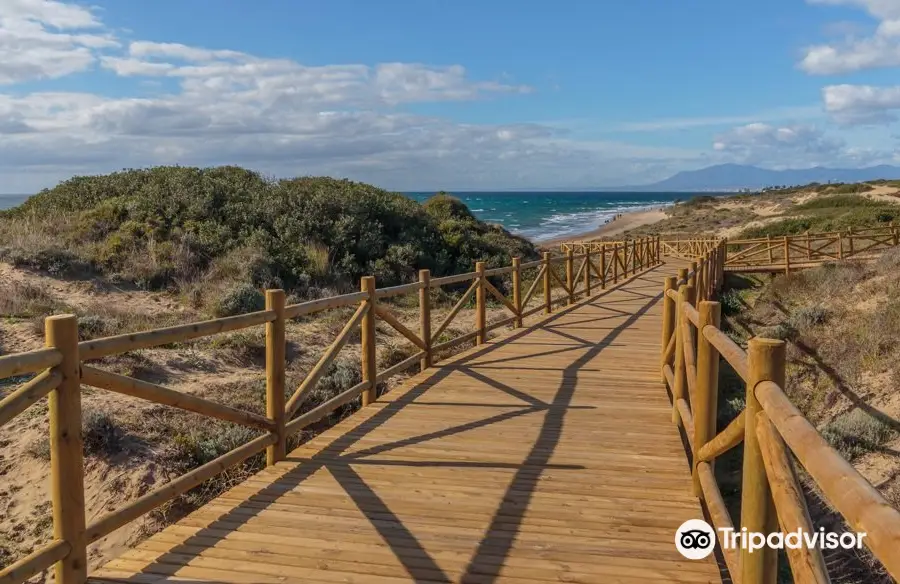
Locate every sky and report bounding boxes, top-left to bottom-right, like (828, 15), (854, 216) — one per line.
(2, 0), (900, 192)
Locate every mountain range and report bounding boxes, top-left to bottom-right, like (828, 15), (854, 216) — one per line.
(617, 164), (900, 192)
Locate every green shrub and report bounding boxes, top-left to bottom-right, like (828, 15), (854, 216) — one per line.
(794, 195), (879, 210)
(212, 284), (265, 317)
(169, 425), (259, 470)
(822, 409), (897, 460)
(82, 410), (124, 458)
(719, 289), (744, 317)
(78, 314), (119, 340)
(0, 168), (538, 299)
(26, 437), (51, 460)
(757, 323), (794, 341)
(0, 247), (91, 277)
(789, 306), (829, 330)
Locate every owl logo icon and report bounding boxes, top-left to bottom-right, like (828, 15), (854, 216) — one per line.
(675, 519), (716, 559)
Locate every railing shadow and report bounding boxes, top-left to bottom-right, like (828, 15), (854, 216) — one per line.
(100, 265), (670, 582)
(792, 339), (900, 433)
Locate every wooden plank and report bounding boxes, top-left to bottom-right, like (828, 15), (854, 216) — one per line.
(89, 260), (722, 584)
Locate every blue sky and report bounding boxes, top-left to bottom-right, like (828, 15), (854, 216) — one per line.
(2, 0), (900, 192)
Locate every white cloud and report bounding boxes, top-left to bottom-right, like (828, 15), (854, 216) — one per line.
(823, 84), (900, 123)
(3, 0), (887, 193)
(802, 0), (900, 74)
(0, 1), (703, 192)
(0, 0), (118, 84)
(709, 122), (892, 167)
(613, 106), (824, 132)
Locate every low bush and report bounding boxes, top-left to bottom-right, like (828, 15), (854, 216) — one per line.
(0, 281), (69, 318)
(212, 283), (265, 317)
(789, 305), (829, 330)
(822, 409), (897, 460)
(0, 168), (539, 305)
(82, 410), (124, 458)
(794, 195), (879, 210)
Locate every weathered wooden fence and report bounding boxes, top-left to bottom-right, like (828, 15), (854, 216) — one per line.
(661, 243), (900, 584)
(0, 239), (662, 584)
(724, 225), (900, 273)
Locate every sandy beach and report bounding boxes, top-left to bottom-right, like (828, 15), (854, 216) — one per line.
(537, 208), (668, 247)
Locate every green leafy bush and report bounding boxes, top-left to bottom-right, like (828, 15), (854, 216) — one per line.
(0, 168), (538, 303)
(822, 409), (897, 460)
(212, 284), (265, 317)
(793, 195), (880, 211)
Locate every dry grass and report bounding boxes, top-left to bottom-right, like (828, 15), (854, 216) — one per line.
(719, 256), (900, 583)
(0, 253), (532, 573)
(622, 182), (900, 241)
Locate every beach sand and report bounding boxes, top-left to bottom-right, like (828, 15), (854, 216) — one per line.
(537, 208), (668, 247)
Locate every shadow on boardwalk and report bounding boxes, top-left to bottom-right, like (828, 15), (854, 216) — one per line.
(93, 266), (703, 584)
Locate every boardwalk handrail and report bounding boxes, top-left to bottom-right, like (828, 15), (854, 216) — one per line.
(0, 238), (663, 584)
(660, 244), (900, 583)
(724, 224), (900, 273)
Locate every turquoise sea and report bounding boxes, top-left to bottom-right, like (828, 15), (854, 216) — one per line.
(1, 191), (712, 242)
(407, 191), (700, 241)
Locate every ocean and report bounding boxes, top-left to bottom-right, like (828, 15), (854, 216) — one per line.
(407, 191), (695, 241)
(0, 191), (705, 242)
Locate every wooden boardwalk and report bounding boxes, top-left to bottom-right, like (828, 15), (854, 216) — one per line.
(91, 262), (722, 584)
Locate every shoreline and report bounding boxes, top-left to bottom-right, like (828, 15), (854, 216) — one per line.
(535, 208), (668, 247)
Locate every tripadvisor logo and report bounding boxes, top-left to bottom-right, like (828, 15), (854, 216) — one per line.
(676, 519), (716, 560)
(675, 519), (867, 560)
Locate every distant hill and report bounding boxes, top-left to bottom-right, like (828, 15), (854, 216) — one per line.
(617, 164), (900, 192)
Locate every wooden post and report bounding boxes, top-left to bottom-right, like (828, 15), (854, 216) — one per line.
(741, 338), (785, 584)
(847, 227), (854, 257)
(719, 241), (727, 292)
(600, 244), (607, 289)
(632, 239), (637, 275)
(419, 269), (432, 369)
(511, 258), (522, 328)
(46, 314), (87, 584)
(583, 248), (591, 298)
(767, 234), (773, 264)
(661, 276), (676, 382)
(892, 222), (898, 246)
(360, 276), (377, 406)
(697, 257), (706, 305)
(805, 231), (811, 260)
(672, 283), (694, 426)
(692, 301), (721, 496)
(784, 237), (791, 276)
(565, 249), (575, 305)
(543, 252), (552, 314)
(688, 261), (697, 292)
(838, 231), (844, 259)
(265, 289), (286, 466)
(613, 244), (619, 284)
(476, 261), (486, 344)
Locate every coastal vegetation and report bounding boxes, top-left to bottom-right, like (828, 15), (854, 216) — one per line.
(715, 258), (900, 583)
(0, 166), (539, 571)
(627, 179), (900, 583)
(0, 166), (535, 312)
(623, 180), (900, 241)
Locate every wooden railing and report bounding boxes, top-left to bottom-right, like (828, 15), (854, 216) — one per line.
(559, 236), (660, 258)
(661, 244), (900, 583)
(0, 238), (663, 584)
(661, 238), (721, 261)
(725, 225), (900, 273)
